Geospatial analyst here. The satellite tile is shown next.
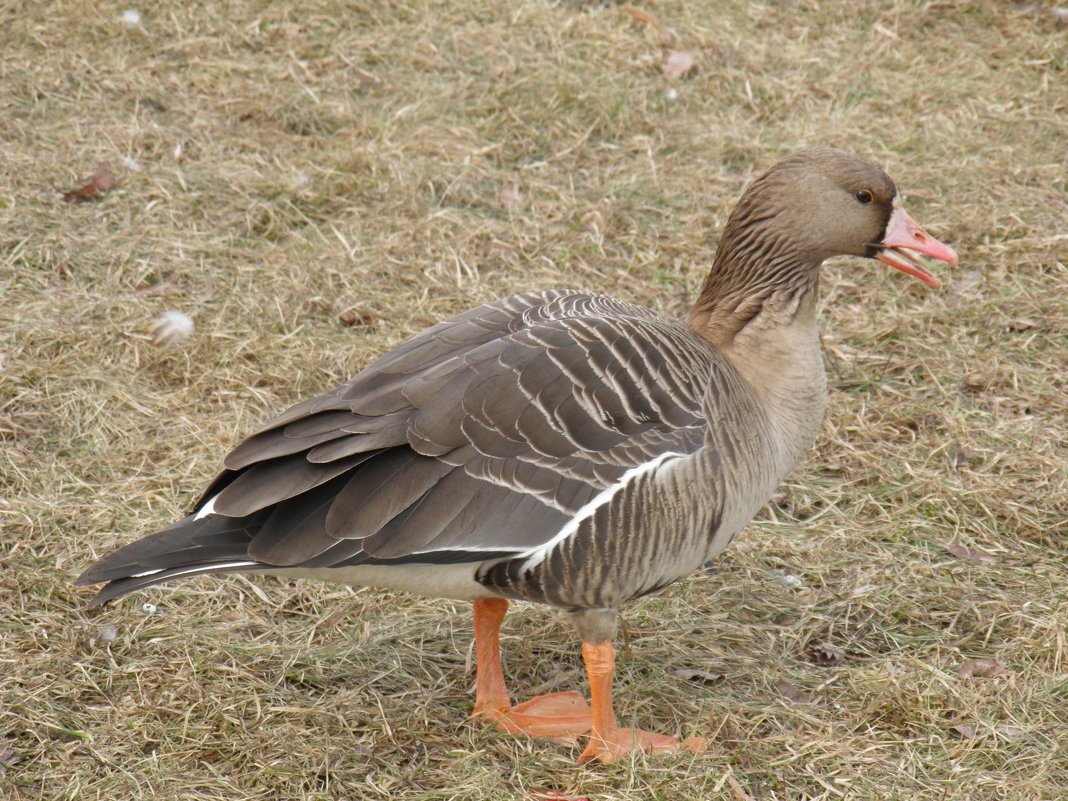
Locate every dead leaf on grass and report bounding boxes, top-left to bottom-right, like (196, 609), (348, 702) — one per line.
(957, 658), (1007, 678)
(0, 747), (19, 773)
(958, 373), (988, 393)
(663, 50), (697, 79)
(941, 542), (997, 565)
(622, 6), (678, 43)
(338, 307), (380, 328)
(62, 170), (118, 203)
(671, 668), (725, 684)
(809, 642), (846, 667)
(949, 723), (979, 739)
(775, 679), (815, 705)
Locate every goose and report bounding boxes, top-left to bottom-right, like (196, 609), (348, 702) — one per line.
(77, 148), (957, 764)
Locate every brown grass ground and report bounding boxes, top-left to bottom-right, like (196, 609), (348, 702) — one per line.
(2, 1), (1066, 799)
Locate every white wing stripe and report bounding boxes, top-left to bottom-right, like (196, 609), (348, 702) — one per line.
(193, 495), (218, 521)
(143, 561), (260, 581)
(518, 451), (681, 570)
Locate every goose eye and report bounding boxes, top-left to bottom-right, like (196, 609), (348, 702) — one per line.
(855, 190), (873, 204)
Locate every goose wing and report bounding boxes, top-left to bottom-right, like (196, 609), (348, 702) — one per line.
(80, 290), (722, 594)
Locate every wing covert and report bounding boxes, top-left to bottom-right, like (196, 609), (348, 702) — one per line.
(191, 291), (722, 568)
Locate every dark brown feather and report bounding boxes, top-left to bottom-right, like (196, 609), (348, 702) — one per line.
(225, 424), (352, 471)
(212, 451), (375, 517)
(323, 449), (453, 539)
(305, 422), (410, 463)
(246, 474), (349, 564)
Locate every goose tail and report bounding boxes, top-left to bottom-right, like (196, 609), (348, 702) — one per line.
(76, 513), (262, 607)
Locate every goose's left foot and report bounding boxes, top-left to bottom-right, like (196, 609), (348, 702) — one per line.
(577, 728), (707, 764)
(476, 691), (592, 745)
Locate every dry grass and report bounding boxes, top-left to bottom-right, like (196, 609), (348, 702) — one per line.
(2, 0), (1066, 798)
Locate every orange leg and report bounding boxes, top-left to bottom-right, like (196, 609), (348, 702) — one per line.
(471, 599), (592, 744)
(577, 641), (707, 764)
(472, 598), (512, 715)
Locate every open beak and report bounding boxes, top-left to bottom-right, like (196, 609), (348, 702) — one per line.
(874, 208), (958, 288)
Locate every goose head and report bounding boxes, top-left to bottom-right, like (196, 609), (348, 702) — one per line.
(720, 147), (958, 286)
(778, 148), (957, 284)
(692, 148), (958, 337)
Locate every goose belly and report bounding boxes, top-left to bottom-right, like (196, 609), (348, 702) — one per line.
(279, 562), (498, 601)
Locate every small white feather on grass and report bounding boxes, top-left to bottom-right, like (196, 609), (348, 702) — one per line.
(150, 310), (194, 346)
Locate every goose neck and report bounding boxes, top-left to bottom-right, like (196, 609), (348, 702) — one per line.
(687, 242), (821, 350)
